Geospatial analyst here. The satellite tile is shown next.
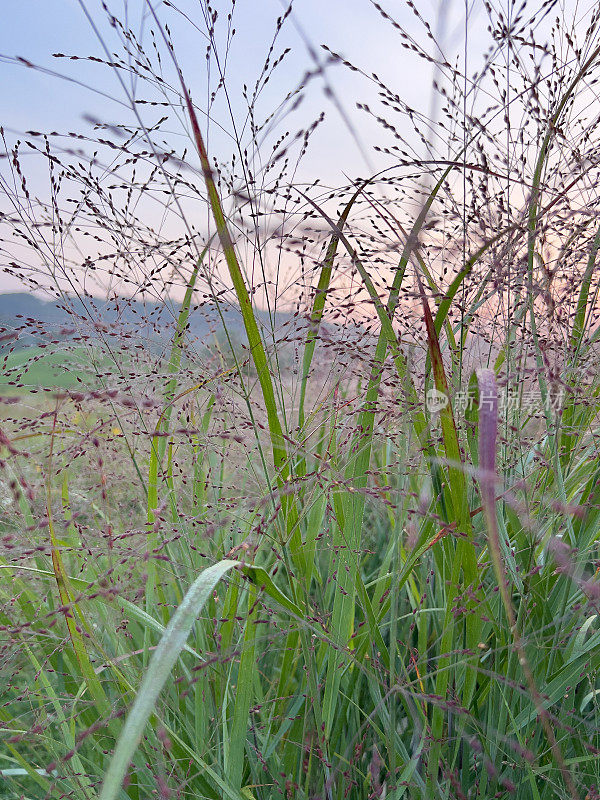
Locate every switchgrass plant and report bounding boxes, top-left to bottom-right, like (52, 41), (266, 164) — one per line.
(2, 1), (600, 798)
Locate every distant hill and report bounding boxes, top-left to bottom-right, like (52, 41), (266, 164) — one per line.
(0, 292), (304, 390)
(0, 292), (370, 392)
(0, 292), (308, 351)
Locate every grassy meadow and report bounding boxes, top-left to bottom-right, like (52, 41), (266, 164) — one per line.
(2, 2), (600, 798)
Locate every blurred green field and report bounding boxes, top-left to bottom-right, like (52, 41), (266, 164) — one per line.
(0, 345), (141, 394)
(0, 346), (102, 390)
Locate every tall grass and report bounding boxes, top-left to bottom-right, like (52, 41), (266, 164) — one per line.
(2, 1), (600, 798)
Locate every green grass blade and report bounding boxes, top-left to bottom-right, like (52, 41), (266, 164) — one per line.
(99, 559), (239, 800)
(298, 184), (364, 434)
(419, 276), (481, 785)
(561, 222), (600, 462)
(182, 91), (288, 480)
(226, 582), (258, 790)
(477, 368), (579, 800)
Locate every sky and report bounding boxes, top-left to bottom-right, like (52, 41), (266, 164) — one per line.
(0, 0), (590, 298)
(1, 0), (462, 168)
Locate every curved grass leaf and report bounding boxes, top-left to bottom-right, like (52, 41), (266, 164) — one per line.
(99, 559), (239, 800)
(182, 91), (288, 480)
(298, 184), (364, 435)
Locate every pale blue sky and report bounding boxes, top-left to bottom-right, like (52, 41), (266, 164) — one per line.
(1, 0), (452, 168)
(0, 0), (586, 296)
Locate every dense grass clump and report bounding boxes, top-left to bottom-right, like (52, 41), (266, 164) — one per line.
(2, 1), (600, 798)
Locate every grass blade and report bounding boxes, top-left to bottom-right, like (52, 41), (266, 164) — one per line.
(476, 368), (579, 800)
(99, 559), (239, 800)
(418, 275), (482, 784)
